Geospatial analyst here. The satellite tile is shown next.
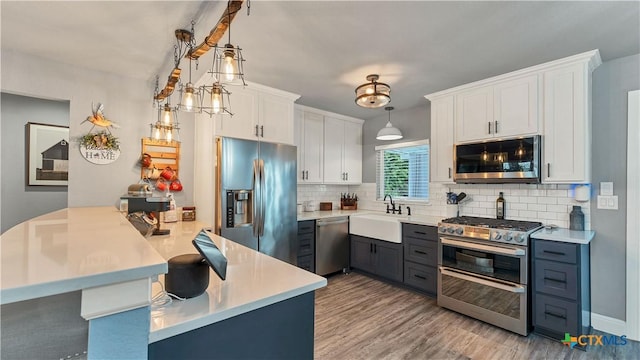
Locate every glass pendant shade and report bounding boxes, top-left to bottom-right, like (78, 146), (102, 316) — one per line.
(223, 45), (238, 82)
(182, 83), (196, 112)
(355, 74), (391, 108)
(211, 85), (223, 114)
(376, 106), (402, 140)
(162, 104), (173, 125)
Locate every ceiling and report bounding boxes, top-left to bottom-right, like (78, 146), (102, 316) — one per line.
(2, 1), (639, 120)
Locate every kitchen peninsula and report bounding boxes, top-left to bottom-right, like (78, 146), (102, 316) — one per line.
(0, 207), (327, 360)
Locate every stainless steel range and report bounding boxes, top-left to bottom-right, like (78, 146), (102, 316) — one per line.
(437, 216), (543, 335)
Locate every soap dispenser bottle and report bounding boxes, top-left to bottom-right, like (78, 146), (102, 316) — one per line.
(496, 192), (505, 219)
(569, 205), (585, 230)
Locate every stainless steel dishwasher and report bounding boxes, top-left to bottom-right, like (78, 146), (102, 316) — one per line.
(315, 217), (349, 275)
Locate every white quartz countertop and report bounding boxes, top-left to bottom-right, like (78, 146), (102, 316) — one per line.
(0, 207), (167, 305)
(298, 209), (441, 226)
(531, 227), (595, 244)
(146, 220), (327, 343)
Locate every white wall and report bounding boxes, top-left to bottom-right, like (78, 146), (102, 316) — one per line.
(1, 50), (195, 210)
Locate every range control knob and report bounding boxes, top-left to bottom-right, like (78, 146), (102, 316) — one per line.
(439, 226), (447, 233)
(516, 234), (526, 243)
(493, 232), (502, 240)
(447, 227), (455, 234)
(455, 227), (464, 235)
(505, 232), (514, 241)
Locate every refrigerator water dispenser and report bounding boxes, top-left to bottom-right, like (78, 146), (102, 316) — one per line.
(226, 190), (252, 227)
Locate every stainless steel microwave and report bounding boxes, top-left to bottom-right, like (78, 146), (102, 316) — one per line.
(453, 136), (541, 183)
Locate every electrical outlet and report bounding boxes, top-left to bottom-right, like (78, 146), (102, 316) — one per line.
(597, 195), (619, 209)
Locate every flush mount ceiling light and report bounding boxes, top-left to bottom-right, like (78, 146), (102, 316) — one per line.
(377, 106), (403, 141)
(355, 74), (391, 108)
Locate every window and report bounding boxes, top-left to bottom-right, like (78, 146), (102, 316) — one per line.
(376, 140), (429, 202)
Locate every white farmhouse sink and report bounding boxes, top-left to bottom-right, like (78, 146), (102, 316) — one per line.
(349, 213), (407, 243)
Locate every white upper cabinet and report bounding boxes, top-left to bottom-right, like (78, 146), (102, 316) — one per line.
(426, 49), (600, 185)
(542, 63), (590, 183)
(294, 108), (324, 184)
(215, 83), (300, 145)
(428, 96), (455, 183)
(323, 115), (363, 185)
(455, 74), (539, 143)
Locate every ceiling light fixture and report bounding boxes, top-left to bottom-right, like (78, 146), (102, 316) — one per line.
(176, 23), (200, 112)
(151, 78), (180, 143)
(209, 1), (246, 86)
(377, 106), (403, 141)
(355, 74), (391, 108)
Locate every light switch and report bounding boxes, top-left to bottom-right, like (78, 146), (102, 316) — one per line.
(597, 195), (619, 210)
(600, 182), (614, 196)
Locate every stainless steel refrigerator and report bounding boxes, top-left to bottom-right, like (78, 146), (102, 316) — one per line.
(215, 136), (297, 265)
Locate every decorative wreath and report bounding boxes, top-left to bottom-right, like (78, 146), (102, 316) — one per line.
(79, 131), (120, 151)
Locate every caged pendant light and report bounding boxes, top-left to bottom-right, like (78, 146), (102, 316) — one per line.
(208, 1), (246, 86)
(376, 106), (403, 140)
(355, 74), (391, 108)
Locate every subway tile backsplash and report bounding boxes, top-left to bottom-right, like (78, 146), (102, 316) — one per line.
(299, 182), (591, 230)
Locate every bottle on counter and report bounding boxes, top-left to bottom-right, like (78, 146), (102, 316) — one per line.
(569, 205), (585, 230)
(496, 192), (505, 219)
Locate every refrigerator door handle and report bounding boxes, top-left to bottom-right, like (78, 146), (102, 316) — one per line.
(259, 159), (266, 236)
(252, 159), (260, 238)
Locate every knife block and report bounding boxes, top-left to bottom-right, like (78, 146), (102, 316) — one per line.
(340, 199), (357, 210)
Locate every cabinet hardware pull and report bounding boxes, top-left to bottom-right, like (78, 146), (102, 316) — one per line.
(255, 125), (259, 137)
(448, 167), (452, 179)
(544, 311), (567, 320)
(543, 277), (567, 284)
(260, 125), (264, 137)
(346, 172), (349, 181)
(370, 243), (373, 253)
(547, 163), (551, 177)
(494, 121), (498, 133)
(302, 170), (305, 179)
(542, 250), (565, 256)
(488, 121), (492, 134)
(414, 250), (427, 255)
(415, 231), (426, 235)
(414, 274), (427, 280)
(305, 170), (309, 180)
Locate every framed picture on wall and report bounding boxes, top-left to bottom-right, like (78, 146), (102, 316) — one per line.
(26, 122), (69, 186)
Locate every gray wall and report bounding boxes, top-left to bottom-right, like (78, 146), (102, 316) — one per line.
(590, 53), (639, 321)
(1, 50), (195, 221)
(1, 93), (69, 233)
(362, 105), (430, 182)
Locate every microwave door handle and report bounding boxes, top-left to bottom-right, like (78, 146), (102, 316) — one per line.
(440, 267), (525, 293)
(440, 237), (525, 256)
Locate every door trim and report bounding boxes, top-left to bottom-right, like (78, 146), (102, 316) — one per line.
(627, 89), (640, 341)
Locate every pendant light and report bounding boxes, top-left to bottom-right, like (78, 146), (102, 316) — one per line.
(176, 23), (201, 112)
(209, 1), (246, 86)
(377, 106), (403, 140)
(355, 74), (391, 108)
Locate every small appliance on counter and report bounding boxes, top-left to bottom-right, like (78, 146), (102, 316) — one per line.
(121, 194), (171, 236)
(303, 201), (317, 212)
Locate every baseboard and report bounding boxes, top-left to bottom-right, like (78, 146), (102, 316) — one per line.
(592, 313), (627, 336)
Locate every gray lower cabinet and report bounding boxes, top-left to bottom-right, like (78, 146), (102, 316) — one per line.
(402, 223), (438, 295)
(297, 220), (315, 273)
(532, 238), (591, 343)
(350, 234), (402, 282)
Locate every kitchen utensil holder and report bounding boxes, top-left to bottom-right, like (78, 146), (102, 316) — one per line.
(320, 202), (333, 211)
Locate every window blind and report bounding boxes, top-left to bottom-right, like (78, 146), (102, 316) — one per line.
(375, 141), (429, 201)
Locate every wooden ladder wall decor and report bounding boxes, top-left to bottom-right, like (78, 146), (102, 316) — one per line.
(141, 139), (181, 179)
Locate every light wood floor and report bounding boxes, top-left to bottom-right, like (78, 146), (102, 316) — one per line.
(314, 272), (639, 360)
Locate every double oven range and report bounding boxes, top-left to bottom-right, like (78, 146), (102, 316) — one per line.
(437, 216), (543, 335)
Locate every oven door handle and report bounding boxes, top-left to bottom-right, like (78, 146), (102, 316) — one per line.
(440, 267), (525, 294)
(440, 237), (525, 256)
